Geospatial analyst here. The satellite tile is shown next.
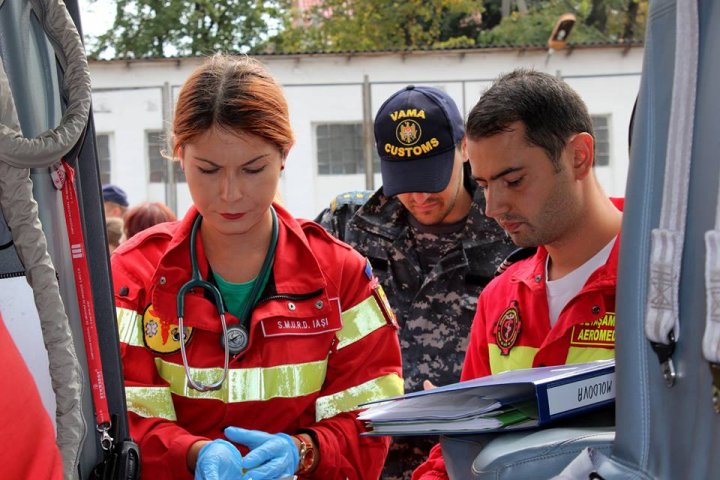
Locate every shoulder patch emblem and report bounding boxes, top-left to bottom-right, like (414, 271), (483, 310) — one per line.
(364, 258), (374, 280)
(372, 283), (398, 329)
(494, 301), (522, 355)
(143, 304), (193, 354)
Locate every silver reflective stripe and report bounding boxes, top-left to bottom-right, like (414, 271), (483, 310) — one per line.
(117, 307), (143, 347)
(315, 373), (404, 421)
(154, 357), (328, 403)
(336, 296), (386, 350)
(125, 385), (177, 420)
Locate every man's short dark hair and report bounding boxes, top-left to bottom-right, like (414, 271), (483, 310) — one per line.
(466, 69), (594, 170)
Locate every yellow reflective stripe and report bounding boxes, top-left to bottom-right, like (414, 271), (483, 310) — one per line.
(566, 347), (615, 364)
(125, 386), (177, 420)
(117, 307), (143, 347)
(315, 373), (404, 421)
(154, 357), (327, 403)
(336, 296), (386, 350)
(488, 345), (538, 374)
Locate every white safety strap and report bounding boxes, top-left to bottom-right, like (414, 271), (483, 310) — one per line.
(702, 68), (720, 410)
(704, 229), (720, 365)
(644, 0), (698, 385)
(704, 222), (720, 411)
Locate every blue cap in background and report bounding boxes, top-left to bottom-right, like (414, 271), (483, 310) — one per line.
(102, 184), (129, 207)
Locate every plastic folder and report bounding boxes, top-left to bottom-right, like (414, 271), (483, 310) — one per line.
(359, 360), (615, 436)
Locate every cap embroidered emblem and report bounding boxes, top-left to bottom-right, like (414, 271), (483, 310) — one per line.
(396, 120), (421, 146)
(494, 300), (522, 355)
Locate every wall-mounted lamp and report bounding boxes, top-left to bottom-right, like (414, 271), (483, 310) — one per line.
(548, 13), (576, 51)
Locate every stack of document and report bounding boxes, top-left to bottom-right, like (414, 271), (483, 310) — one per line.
(359, 360), (615, 436)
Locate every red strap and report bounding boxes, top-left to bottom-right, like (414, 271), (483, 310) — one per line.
(58, 160), (110, 428)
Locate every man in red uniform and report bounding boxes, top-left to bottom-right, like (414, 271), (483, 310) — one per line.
(413, 69), (623, 479)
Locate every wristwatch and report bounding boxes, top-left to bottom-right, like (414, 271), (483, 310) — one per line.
(295, 433), (317, 475)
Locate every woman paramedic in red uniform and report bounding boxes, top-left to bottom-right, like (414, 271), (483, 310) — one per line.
(111, 54), (404, 480)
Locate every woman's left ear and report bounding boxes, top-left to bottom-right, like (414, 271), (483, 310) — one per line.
(176, 144), (185, 171)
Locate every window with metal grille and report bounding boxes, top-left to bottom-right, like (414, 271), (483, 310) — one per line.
(316, 123), (380, 175)
(96, 133), (111, 185)
(591, 115), (611, 167)
(147, 131), (185, 183)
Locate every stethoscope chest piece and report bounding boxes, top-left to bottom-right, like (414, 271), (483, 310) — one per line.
(223, 324), (249, 356)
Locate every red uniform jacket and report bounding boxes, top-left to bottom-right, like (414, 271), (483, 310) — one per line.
(0, 312), (63, 480)
(413, 199), (623, 480)
(112, 204), (403, 479)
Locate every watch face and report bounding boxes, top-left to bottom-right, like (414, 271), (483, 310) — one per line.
(298, 435), (316, 473)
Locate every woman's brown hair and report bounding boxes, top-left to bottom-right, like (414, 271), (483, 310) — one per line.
(123, 202), (177, 239)
(172, 54), (294, 158)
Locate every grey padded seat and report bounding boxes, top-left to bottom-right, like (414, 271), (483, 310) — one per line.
(470, 428), (614, 480)
(440, 416), (615, 480)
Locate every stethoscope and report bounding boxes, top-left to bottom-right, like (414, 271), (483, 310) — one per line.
(176, 207), (278, 392)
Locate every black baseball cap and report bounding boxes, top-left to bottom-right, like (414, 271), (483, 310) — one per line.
(375, 85), (465, 197)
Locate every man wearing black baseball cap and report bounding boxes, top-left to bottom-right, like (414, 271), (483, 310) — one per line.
(376, 85), (465, 198)
(316, 85), (514, 479)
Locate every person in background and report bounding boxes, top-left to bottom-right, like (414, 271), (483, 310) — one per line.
(111, 53), (403, 480)
(316, 85), (514, 479)
(106, 216), (124, 254)
(123, 201), (177, 240)
(102, 184), (129, 218)
(413, 69), (622, 480)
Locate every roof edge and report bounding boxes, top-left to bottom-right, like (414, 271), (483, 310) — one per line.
(88, 41), (643, 65)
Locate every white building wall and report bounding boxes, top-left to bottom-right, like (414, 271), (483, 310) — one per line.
(89, 46), (643, 219)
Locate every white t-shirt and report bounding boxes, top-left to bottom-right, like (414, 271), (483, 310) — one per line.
(546, 237), (616, 327)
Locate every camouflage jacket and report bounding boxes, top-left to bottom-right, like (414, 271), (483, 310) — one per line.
(316, 180), (515, 391)
(316, 179), (514, 479)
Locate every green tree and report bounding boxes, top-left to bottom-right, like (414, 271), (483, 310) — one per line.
(269, 0), (482, 53)
(89, 0), (283, 59)
(479, 0), (648, 47)
(89, 0), (647, 58)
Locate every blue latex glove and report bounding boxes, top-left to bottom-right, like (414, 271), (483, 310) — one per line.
(195, 439), (244, 480)
(224, 427), (299, 480)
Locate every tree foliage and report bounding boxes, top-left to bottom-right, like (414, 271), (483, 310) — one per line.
(87, 0), (648, 59)
(268, 0), (482, 53)
(478, 0), (648, 47)
(89, 0), (283, 59)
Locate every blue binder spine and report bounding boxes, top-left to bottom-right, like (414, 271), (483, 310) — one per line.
(535, 367), (616, 424)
